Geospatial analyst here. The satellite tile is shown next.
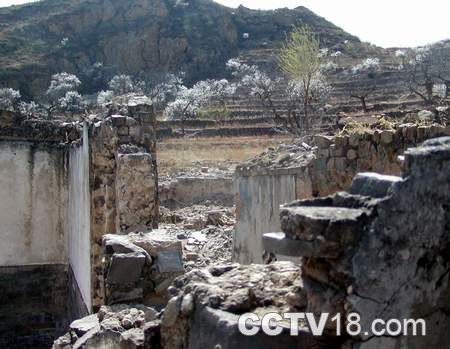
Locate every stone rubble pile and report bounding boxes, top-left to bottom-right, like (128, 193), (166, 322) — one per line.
(160, 204), (235, 229)
(160, 205), (235, 271)
(160, 262), (341, 349)
(53, 304), (162, 349)
(102, 231), (184, 307)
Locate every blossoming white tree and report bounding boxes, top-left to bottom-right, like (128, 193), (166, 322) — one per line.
(17, 101), (42, 119)
(108, 74), (135, 96)
(164, 78), (235, 134)
(45, 72), (82, 118)
(59, 91), (86, 118)
(227, 58), (281, 120)
(227, 26), (332, 135)
(398, 44), (450, 105)
(0, 88), (21, 111)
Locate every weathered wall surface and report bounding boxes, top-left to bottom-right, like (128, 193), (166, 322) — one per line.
(67, 125), (92, 313)
(0, 141), (67, 266)
(160, 176), (234, 208)
(0, 264), (69, 349)
(234, 124), (450, 264)
(234, 174), (296, 264)
(116, 151), (157, 232)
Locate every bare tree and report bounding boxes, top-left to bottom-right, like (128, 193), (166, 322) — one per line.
(348, 57), (381, 112)
(398, 43), (450, 105)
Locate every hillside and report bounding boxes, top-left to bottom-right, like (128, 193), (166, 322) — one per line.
(0, 0), (359, 98)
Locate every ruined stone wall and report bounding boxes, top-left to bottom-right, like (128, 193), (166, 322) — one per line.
(89, 119), (120, 310)
(264, 137), (450, 348)
(234, 124), (450, 264)
(89, 106), (159, 310)
(0, 114), (83, 346)
(0, 109), (159, 342)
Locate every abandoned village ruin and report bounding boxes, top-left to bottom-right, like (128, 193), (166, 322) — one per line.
(0, 0), (449, 348)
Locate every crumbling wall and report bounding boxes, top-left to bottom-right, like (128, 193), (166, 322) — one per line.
(89, 105), (159, 310)
(0, 113), (81, 348)
(264, 137), (450, 348)
(0, 108), (160, 344)
(116, 150), (156, 232)
(234, 124), (450, 264)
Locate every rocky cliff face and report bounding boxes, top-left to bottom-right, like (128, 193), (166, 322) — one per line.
(0, 0), (358, 98)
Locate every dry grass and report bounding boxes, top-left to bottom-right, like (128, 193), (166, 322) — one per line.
(339, 115), (397, 136)
(157, 135), (290, 175)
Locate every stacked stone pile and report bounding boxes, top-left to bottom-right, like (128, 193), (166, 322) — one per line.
(102, 231), (184, 308)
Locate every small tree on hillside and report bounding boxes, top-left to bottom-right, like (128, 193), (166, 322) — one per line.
(164, 79), (233, 134)
(0, 88), (21, 111)
(284, 74), (332, 132)
(46, 72), (82, 118)
(108, 74), (135, 95)
(348, 57), (381, 112)
(59, 91), (86, 118)
(227, 58), (282, 122)
(278, 25), (327, 131)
